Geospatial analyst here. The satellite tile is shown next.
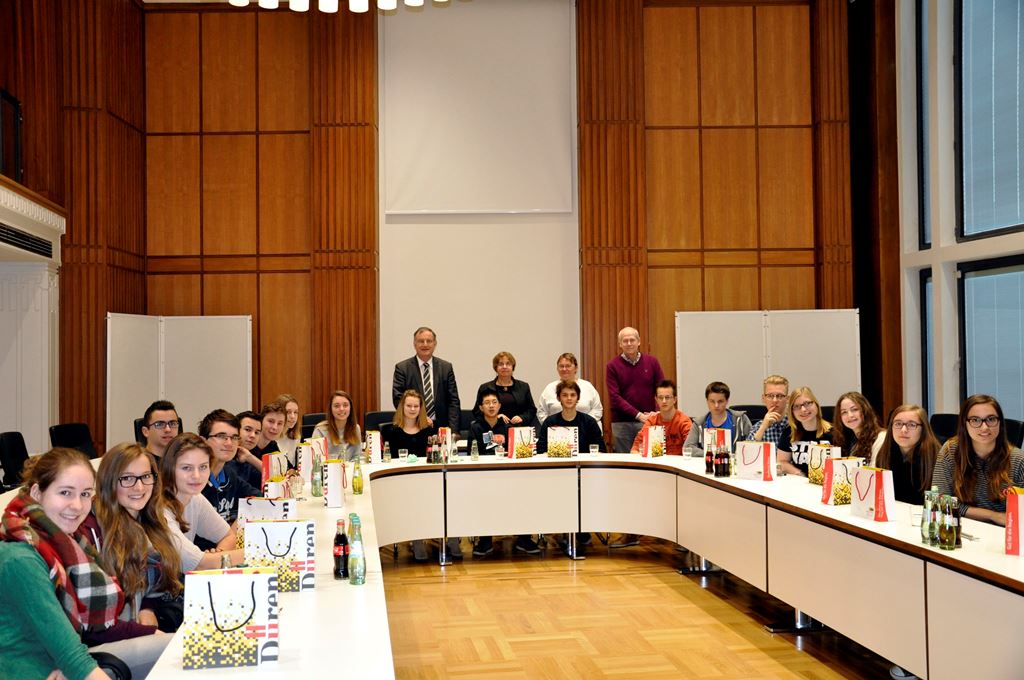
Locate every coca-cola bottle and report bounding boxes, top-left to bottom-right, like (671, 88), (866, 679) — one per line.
(333, 519), (349, 579)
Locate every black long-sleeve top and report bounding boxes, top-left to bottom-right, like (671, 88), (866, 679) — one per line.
(473, 378), (536, 426)
(537, 411), (606, 454)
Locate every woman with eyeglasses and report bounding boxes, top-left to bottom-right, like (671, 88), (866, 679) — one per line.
(932, 394), (1024, 526)
(776, 387), (833, 476)
(160, 433), (244, 571)
(0, 448), (170, 680)
(832, 391), (886, 465)
(94, 443), (184, 631)
(873, 405), (939, 504)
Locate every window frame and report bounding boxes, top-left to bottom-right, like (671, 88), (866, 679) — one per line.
(919, 267), (932, 412)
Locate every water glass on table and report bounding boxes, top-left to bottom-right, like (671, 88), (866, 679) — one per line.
(589, 444), (599, 457)
(399, 448), (409, 463)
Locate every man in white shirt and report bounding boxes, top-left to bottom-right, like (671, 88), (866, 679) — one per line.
(535, 353), (603, 431)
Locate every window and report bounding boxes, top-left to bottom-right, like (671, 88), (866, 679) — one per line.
(956, 0), (1024, 238)
(958, 258), (1024, 420)
(917, 0), (931, 247)
(920, 269), (933, 412)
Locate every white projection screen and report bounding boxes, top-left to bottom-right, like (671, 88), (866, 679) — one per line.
(382, 0), (575, 214)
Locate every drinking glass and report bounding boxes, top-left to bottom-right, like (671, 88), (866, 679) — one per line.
(589, 444), (599, 457)
(399, 448), (409, 463)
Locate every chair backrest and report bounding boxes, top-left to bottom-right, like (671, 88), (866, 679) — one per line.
(0, 432), (30, 488)
(49, 422), (98, 459)
(1004, 418), (1024, 449)
(302, 412), (325, 427)
(458, 409), (475, 441)
(133, 418), (145, 444)
(364, 411), (396, 433)
(929, 413), (958, 445)
(732, 404), (767, 423)
(820, 405), (835, 423)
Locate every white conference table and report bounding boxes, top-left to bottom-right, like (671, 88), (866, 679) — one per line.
(365, 452), (1024, 680)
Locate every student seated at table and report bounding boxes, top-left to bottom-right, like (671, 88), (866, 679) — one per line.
(275, 393), (302, 467)
(200, 410), (261, 526)
(469, 388), (508, 456)
(140, 399), (180, 459)
(751, 374), (791, 444)
(683, 381), (752, 451)
(537, 380), (606, 455)
(160, 433), (245, 570)
(0, 447), (169, 680)
(384, 390), (458, 561)
(832, 391), (886, 465)
(94, 443), (184, 633)
(873, 405), (939, 505)
(777, 387), (833, 476)
(932, 394), (1024, 526)
(630, 380), (692, 455)
(312, 390), (363, 461)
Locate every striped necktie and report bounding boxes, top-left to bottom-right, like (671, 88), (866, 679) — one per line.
(422, 362), (435, 420)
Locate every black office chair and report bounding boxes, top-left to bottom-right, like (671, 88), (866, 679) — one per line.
(929, 413), (958, 445)
(0, 432), (30, 490)
(302, 412), (326, 440)
(364, 411), (396, 433)
(459, 409), (475, 440)
(820, 405), (835, 423)
(1004, 418), (1024, 449)
(732, 404), (767, 422)
(49, 422), (98, 458)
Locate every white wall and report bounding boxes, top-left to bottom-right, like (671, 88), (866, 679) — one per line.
(0, 262), (58, 453)
(377, 0), (580, 411)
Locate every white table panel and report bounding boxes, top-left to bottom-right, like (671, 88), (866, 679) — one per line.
(368, 468), (445, 545)
(768, 508), (928, 678)
(926, 563), (1024, 680)
(677, 477), (767, 590)
(580, 466), (676, 541)
(446, 466), (578, 536)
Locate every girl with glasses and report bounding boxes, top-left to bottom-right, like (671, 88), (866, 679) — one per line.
(932, 394), (1024, 526)
(0, 447), (170, 679)
(94, 443), (183, 631)
(160, 433), (244, 571)
(832, 391), (886, 465)
(776, 387), (833, 476)
(873, 405), (939, 504)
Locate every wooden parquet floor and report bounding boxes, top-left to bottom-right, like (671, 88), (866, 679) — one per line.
(382, 536), (892, 679)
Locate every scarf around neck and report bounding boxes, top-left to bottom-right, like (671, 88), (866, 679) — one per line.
(0, 491), (124, 632)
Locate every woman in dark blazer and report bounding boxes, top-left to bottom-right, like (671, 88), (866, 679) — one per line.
(473, 351), (537, 427)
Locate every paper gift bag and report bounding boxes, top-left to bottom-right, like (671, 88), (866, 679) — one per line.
(323, 458), (347, 509)
(808, 445), (841, 485)
(640, 425), (665, 458)
(1006, 487), (1024, 555)
(507, 426), (535, 459)
(261, 452), (289, 487)
(181, 567), (279, 669)
(736, 441), (776, 481)
(296, 441), (313, 485)
(545, 426), (578, 457)
(702, 427), (731, 453)
(850, 467), (898, 521)
(365, 430), (382, 464)
(821, 457), (862, 505)
(245, 519), (316, 593)
(235, 497), (297, 549)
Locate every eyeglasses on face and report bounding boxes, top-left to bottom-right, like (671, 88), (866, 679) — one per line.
(763, 393), (787, 401)
(118, 472), (156, 488)
(966, 415), (1000, 428)
(208, 433), (241, 443)
(148, 420), (179, 431)
(892, 420), (922, 431)
(793, 401), (816, 412)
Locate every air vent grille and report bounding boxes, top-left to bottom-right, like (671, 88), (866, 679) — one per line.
(0, 221), (52, 258)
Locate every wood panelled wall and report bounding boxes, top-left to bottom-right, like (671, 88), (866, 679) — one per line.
(578, 0), (854, 403)
(144, 7), (378, 420)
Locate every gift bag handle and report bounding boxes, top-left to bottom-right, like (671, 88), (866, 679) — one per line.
(854, 472), (873, 501)
(208, 581), (256, 633)
(260, 526), (298, 557)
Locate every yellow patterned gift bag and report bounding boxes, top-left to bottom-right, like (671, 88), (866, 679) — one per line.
(244, 519), (317, 593)
(234, 497), (298, 549)
(181, 567), (279, 670)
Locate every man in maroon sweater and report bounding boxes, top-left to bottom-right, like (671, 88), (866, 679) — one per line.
(606, 326), (665, 454)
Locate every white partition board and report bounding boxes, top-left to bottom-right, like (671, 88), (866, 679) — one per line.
(106, 314), (251, 448)
(676, 309), (860, 418)
(106, 314), (160, 446)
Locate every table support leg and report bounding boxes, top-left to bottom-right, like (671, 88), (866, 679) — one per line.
(764, 609), (824, 634)
(564, 533), (586, 561)
(439, 538), (453, 566)
(678, 555), (720, 574)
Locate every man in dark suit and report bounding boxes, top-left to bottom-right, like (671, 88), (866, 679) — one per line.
(392, 326), (461, 430)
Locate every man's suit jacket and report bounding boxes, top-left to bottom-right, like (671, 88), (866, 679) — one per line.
(392, 356), (461, 430)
